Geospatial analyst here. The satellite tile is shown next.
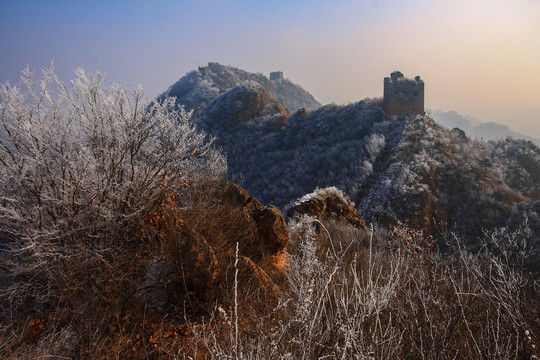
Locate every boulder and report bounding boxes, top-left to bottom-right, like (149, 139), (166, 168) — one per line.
(141, 178), (289, 309)
(287, 187), (366, 229)
(215, 179), (289, 260)
(200, 81), (288, 131)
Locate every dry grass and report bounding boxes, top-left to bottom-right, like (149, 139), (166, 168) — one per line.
(2, 203), (539, 359)
(192, 217), (540, 359)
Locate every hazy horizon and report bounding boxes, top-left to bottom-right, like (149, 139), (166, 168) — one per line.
(1, 0), (539, 138)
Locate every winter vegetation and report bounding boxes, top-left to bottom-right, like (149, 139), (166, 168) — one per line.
(0, 67), (226, 358)
(0, 65), (539, 358)
(198, 93), (539, 246)
(191, 216), (539, 359)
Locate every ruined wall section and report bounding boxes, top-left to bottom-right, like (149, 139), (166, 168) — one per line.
(383, 71), (424, 115)
(270, 71), (284, 80)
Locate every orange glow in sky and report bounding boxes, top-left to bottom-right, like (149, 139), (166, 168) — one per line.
(1, 0), (539, 137)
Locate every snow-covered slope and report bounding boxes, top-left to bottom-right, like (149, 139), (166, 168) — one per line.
(197, 95), (540, 239)
(158, 62), (320, 117)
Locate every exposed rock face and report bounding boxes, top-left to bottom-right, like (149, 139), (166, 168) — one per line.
(216, 178), (289, 257)
(287, 187), (366, 229)
(171, 178), (288, 303)
(139, 178), (289, 310)
(198, 81), (289, 132)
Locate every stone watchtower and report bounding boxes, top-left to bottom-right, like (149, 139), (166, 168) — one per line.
(270, 71), (284, 80)
(383, 71), (424, 115)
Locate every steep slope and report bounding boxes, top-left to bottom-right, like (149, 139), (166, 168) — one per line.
(158, 62), (320, 117)
(196, 94), (540, 239)
(157, 64), (539, 240)
(196, 80), (289, 132)
(194, 81), (290, 188)
(271, 76), (321, 114)
(357, 114), (539, 235)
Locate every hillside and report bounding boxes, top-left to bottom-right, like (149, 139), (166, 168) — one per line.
(2, 66), (540, 359)
(158, 62), (320, 117)
(156, 63), (540, 270)
(194, 92), (540, 241)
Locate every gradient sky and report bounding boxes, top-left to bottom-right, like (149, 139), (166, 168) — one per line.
(1, 0), (539, 137)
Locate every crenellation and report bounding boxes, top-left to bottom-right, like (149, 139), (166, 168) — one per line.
(383, 71), (424, 115)
(270, 71), (284, 80)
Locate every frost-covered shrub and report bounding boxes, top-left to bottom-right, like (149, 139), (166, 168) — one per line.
(191, 218), (539, 359)
(364, 133), (386, 161)
(0, 66), (225, 355)
(0, 66), (225, 248)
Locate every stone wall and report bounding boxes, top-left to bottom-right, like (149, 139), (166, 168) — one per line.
(383, 71), (424, 115)
(270, 71), (284, 80)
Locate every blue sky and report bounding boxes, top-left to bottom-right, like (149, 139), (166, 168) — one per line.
(1, 0), (539, 137)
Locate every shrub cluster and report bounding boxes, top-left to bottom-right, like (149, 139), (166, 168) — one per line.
(0, 67), (225, 358)
(194, 217), (540, 359)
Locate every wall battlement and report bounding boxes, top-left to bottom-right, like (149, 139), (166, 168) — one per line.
(383, 71), (424, 115)
(198, 62), (222, 75)
(270, 71), (284, 80)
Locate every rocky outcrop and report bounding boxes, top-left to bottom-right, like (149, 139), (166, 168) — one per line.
(158, 62), (320, 117)
(140, 178), (289, 309)
(216, 178), (289, 258)
(287, 187), (366, 229)
(199, 81), (289, 131)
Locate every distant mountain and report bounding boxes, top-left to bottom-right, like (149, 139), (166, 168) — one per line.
(431, 110), (540, 146)
(158, 62), (320, 117)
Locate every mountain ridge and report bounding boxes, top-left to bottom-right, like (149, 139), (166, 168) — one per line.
(158, 64), (540, 243)
(3, 65), (540, 358)
(431, 110), (540, 146)
(158, 62), (320, 117)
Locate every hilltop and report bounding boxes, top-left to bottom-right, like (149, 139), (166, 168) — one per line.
(158, 62), (320, 117)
